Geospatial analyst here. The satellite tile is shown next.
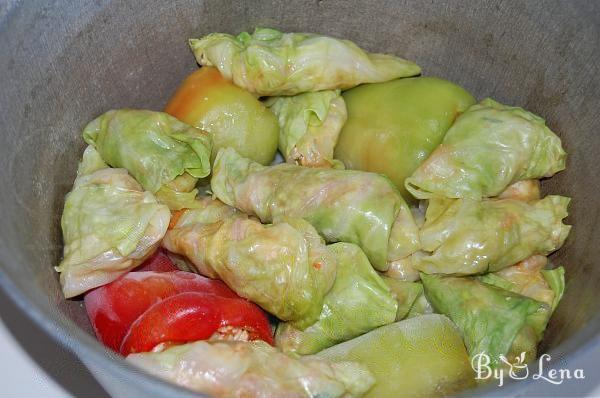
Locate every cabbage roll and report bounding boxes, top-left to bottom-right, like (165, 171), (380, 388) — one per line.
(541, 267), (566, 312)
(211, 148), (420, 271)
(421, 273), (550, 367)
(57, 146), (170, 298)
(497, 179), (541, 202)
(383, 257), (420, 282)
(163, 199), (336, 329)
(82, 109), (212, 210)
(405, 288), (435, 319)
(405, 99), (566, 200)
(128, 340), (374, 398)
(266, 90), (347, 167)
(381, 277), (424, 320)
(479, 255), (565, 312)
(190, 27), (421, 96)
(275, 243), (397, 355)
(414, 196), (570, 275)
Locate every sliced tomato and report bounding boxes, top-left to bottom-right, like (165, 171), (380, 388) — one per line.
(84, 271), (238, 351)
(120, 292), (274, 355)
(134, 248), (179, 272)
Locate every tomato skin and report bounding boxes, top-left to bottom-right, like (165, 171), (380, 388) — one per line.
(84, 271), (237, 351)
(120, 292), (274, 355)
(334, 77), (475, 202)
(164, 66), (279, 165)
(134, 248), (179, 272)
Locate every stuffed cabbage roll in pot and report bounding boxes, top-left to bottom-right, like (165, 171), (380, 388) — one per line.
(163, 198), (336, 329)
(422, 273), (564, 368)
(57, 146), (170, 298)
(266, 90), (347, 168)
(82, 109), (212, 210)
(210, 147), (421, 271)
(405, 99), (566, 200)
(190, 27), (421, 96)
(413, 196), (570, 275)
(479, 255), (565, 312)
(128, 340), (375, 398)
(275, 243), (398, 355)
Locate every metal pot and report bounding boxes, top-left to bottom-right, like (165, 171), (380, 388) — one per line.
(0, 1), (598, 396)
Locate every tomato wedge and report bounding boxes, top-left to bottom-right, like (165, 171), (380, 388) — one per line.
(134, 248), (179, 272)
(84, 271), (241, 351)
(120, 292), (274, 355)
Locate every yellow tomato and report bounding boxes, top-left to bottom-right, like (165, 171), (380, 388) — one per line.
(165, 67), (279, 165)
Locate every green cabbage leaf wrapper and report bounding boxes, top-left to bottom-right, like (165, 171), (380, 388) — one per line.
(381, 277), (426, 320)
(127, 340), (374, 398)
(406, 98), (566, 200)
(266, 90), (347, 168)
(162, 198), (335, 329)
(190, 27), (420, 96)
(541, 267), (566, 312)
(405, 287), (435, 319)
(211, 147), (420, 271)
(275, 243), (397, 355)
(479, 255), (565, 312)
(413, 196), (570, 275)
(83, 109), (212, 210)
(421, 273), (558, 368)
(57, 146), (170, 298)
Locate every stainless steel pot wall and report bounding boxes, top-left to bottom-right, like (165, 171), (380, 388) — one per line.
(0, 1), (599, 397)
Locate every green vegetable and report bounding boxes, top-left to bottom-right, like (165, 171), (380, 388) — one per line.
(76, 145), (108, 175)
(405, 288), (435, 318)
(497, 179), (541, 202)
(211, 147), (420, 271)
(155, 173), (204, 210)
(414, 196), (571, 275)
(57, 146), (170, 298)
(421, 273), (550, 367)
(165, 67), (279, 165)
(479, 256), (556, 306)
(190, 27), (421, 96)
(128, 340), (374, 398)
(380, 276), (423, 320)
(266, 90), (347, 168)
(541, 267), (566, 312)
(405, 98), (567, 200)
(163, 199), (336, 329)
(383, 257), (420, 281)
(173, 196), (240, 226)
(335, 77), (475, 200)
(316, 314), (476, 398)
(275, 243), (397, 355)
(82, 109), (212, 209)
(480, 255), (565, 313)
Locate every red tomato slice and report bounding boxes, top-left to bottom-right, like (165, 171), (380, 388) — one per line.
(120, 292), (274, 355)
(134, 248), (179, 272)
(84, 271), (238, 351)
